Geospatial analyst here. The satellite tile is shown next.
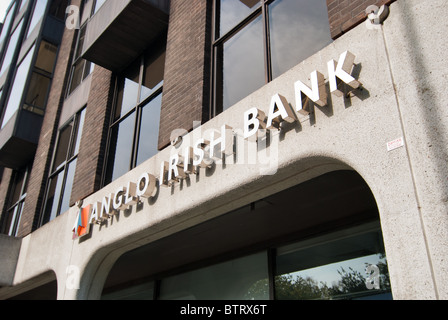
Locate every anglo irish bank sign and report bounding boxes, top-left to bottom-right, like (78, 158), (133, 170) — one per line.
(72, 51), (362, 239)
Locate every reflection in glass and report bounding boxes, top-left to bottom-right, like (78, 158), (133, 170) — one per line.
(27, 0), (48, 38)
(3, 163), (29, 236)
(136, 93), (162, 166)
(42, 170), (64, 225)
(115, 62), (140, 119)
(275, 228), (392, 300)
(140, 49), (165, 102)
(59, 158), (77, 215)
(94, 0), (106, 14)
(102, 282), (155, 300)
(35, 41), (58, 73)
(269, 0), (332, 79)
(106, 113), (136, 183)
(0, 19), (25, 77)
(52, 121), (73, 171)
(159, 252), (269, 300)
(69, 59), (92, 95)
(72, 109), (86, 156)
(2, 44), (36, 128)
(0, 2), (17, 54)
(218, 14), (264, 112)
(23, 72), (51, 114)
(219, 0), (261, 36)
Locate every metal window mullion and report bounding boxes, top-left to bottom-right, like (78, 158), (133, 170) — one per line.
(212, 7), (263, 47)
(262, 2), (272, 84)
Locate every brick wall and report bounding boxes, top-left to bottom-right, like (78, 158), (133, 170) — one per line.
(70, 66), (113, 205)
(158, 0), (212, 150)
(327, 0), (396, 39)
(17, 0), (82, 237)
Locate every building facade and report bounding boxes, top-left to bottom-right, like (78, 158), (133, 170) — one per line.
(0, 0), (447, 300)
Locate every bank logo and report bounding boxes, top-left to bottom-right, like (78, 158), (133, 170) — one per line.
(72, 205), (91, 240)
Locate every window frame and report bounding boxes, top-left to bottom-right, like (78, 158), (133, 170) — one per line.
(210, 0), (332, 116)
(102, 40), (166, 186)
(1, 166), (30, 237)
(211, 0), (271, 116)
(39, 107), (86, 226)
(66, 0), (94, 96)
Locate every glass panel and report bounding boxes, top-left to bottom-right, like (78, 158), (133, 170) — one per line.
(69, 59), (87, 95)
(0, 19), (25, 77)
(105, 112), (136, 183)
(74, 25), (86, 60)
(140, 49), (165, 102)
(136, 93), (162, 166)
(48, 0), (69, 20)
(59, 158), (77, 215)
(20, 0), (28, 11)
(0, 2), (17, 53)
(82, 60), (92, 80)
(102, 282), (155, 300)
(27, 0), (48, 37)
(217, 14), (264, 112)
(8, 202), (24, 236)
(3, 208), (15, 235)
(35, 40), (58, 73)
(94, 0), (106, 14)
(72, 108), (86, 157)
(52, 121), (73, 171)
(275, 227), (392, 300)
(23, 72), (51, 114)
(159, 252), (269, 300)
(42, 170), (64, 224)
(114, 61), (140, 119)
(268, 0), (332, 79)
(9, 170), (26, 205)
(1, 44), (36, 128)
(219, 0), (261, 37)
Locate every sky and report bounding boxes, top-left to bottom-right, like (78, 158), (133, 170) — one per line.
(0, 0), (12, 23)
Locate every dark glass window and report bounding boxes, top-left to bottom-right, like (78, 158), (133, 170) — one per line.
(212, 0), (332, 114)
(0, 166), (30, 237)
(40, 108), (86, 226)
(104, 39), (165, 185)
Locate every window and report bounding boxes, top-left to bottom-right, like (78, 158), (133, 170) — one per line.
(40, 108), (86, 226)
(159, 252), (269, 300)
(104, 38), (165, 185)
(23, 40), (58, 115)
(0, 18), (25, 78)
(66, 1), (93, 95)
(102, 222), (392, 300)
(1, 39), (58, 128)
(1, 166), (30, 236)
(93, 0), (106, 14)
(0, 2), (17, 56)
(1, 43), (36, 128)
(275, 224), (391, 300)
(26, 0), (48, 38)
(212, 0), (332, 114)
